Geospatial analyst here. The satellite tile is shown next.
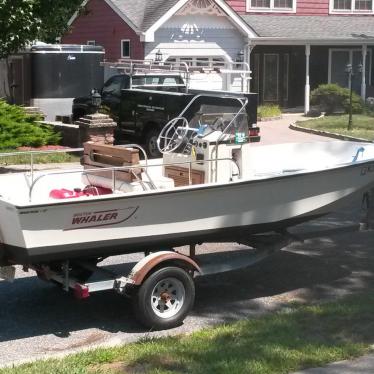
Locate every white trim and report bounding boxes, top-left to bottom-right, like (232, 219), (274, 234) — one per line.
(329, 0), (374, 14)
(214, 0), (258, 37)
(305, 44), (310, 114)
(142, 0), (258, 42)
(361, 45), (367, 98)
(142, 0), (190, 42)
(67, 0), (89, 26)
(67, 0), (140, 34)
(121, 39), (131, 59)
(247, 0), (297, 13)
(263, 53), (279, 102)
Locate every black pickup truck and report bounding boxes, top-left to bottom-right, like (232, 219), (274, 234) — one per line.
(72, 73), (186, 122)
(73, 74), (260, 157)
(116, 88), (260, 157)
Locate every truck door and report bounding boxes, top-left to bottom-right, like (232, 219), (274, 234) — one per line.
(101, 75), (129, 122)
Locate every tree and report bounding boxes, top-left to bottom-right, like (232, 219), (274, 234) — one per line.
(35, 0), (84, 43)
(0, 0), (41, 59)
(0, 0), (82, 101)
(0, 0), (83, 58)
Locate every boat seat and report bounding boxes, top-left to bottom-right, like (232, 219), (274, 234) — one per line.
(82, 142), (142, 183)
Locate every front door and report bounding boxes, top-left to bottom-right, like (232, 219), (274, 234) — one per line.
(253, 52), (289, 106)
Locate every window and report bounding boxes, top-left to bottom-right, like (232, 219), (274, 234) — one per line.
(248, 0), (295, 12)
(87, 40), (96, 46)
(330, 0), (373, 12)
(101, 76), (123, 97)
(329, 49), (372, 95)
(166, 56), (226, 68)
(121, 40), (131, 58)
(263, 54), (279, 101)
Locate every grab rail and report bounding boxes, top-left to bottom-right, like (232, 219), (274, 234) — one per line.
(0, 148), (84, 185)
(28, 157), (234, 202)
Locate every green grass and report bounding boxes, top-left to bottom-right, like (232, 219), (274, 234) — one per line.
(0, 150), (80, 165)
(2, 292), (373, 374)
(298, 114), (374, 141)
(258, 105), (282, 119)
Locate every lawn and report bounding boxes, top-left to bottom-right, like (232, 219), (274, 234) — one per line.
(298, 115), (374, 141)
(2, 292), (373, 374)
(0, 149), (80, 166)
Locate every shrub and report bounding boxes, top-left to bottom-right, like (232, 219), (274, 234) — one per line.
(311, 83), (364, 115)
(0, 100), (61, 150)
(257, 104), (281, 119)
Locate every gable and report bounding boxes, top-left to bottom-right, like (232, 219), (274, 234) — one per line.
(142, 0), (257, 41)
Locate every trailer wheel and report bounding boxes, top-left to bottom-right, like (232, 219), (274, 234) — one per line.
(133, 266), (195, 330)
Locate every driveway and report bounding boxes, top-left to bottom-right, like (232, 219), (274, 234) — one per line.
(256, 113), (332, 145)
(1, 115), (372, 368)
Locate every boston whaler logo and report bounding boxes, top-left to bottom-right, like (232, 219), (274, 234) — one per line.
(65, 207), (139, 231)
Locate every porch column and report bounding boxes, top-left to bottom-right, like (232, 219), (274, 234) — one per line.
(246, 44), (254, 93)
(361, 44), (367, 100)
(304, 44), (311, 115)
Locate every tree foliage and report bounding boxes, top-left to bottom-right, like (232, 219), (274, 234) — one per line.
(0, 0), (82, 58)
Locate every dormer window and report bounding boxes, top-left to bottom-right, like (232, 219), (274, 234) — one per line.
(247, 0), (296, 12)
(330, 0), (373, 13)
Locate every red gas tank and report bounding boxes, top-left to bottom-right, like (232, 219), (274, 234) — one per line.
(49, 187), (112, 199)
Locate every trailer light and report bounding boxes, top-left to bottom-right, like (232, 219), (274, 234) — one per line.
(249, 128), (259, 137)
(74, 284), (90, 299)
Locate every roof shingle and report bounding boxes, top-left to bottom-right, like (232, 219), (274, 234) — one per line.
(240, 15), (374, 41)
(109, 0), (180, 32)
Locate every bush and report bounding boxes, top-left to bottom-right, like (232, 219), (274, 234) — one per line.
(311, 83), (364, 115)
(0, 100), (61, 150)
(257, 104), (281, 119)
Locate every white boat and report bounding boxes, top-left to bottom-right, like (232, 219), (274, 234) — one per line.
(1, 93), (374, 329)
(0, 95), (373, 266)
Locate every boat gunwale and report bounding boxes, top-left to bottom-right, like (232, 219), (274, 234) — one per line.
(5, 156), (374, 210)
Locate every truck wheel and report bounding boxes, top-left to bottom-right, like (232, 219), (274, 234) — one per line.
(133, 266), (195, 330)
(145, 129), (162, 158)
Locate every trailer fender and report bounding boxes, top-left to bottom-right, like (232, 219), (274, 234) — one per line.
(128, 251), (200, 286)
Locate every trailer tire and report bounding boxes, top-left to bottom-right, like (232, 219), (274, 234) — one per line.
(133, 266), (195, 330)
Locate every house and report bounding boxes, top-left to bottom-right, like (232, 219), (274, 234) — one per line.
(63, 0), (374, 113)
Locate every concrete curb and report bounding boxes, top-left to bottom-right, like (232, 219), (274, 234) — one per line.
(258, 115), (282, 122)
(289, 122), (372, 143)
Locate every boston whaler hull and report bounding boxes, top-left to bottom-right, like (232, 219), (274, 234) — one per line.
(2, 89), (374, 330)
(1, 140), (374, 265)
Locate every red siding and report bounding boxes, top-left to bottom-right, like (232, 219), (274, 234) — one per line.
(62, 0), (144, 61)
(297, 0), (329, 15)
(226, 0), (246, 13)
(225, 0), (330, 15)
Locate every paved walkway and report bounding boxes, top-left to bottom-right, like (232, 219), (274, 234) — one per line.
(257, 113), (332, 145)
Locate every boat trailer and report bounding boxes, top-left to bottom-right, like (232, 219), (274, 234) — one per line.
(0, 231), (295, 330)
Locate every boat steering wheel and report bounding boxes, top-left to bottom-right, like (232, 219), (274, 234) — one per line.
(157, 117), (190, 154)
